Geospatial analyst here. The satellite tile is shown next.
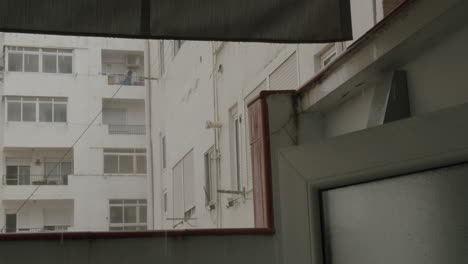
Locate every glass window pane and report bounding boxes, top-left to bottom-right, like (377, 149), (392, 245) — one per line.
(39, 97), (53, 102)
(24, 54), (39, 72)
(119, 155), (134, 174)
(39, 102), (53, 122)
(19, 166), (31, 185)
(124, 226), (137, 231)
(61, 162), (73, 176)
(24, 47), (39, 52)
(58, 49), (72, 53)
(42, 48), (57, 53)
(136, 155), (147, 174)
(110, 207), (123, 224)
(6, 166), (18, 185)
(44, 162), (60, 180)
(22, 102), (36, 122)
(58, 55), (72, 73)
(124, 206), (137, 223)
(43, 54), (57, 73)
(139, 206), (147, 223)
(109, 226), (123, 231)
(110, 200), (124, 205)
(8, 53), (23, 71)
(104, 155), (118, 174)
(54, 103), (67, 122)
(7, 102), (21, 121)
(137, 226), (147, 231)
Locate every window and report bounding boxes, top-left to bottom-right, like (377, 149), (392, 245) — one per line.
(159, 40), (165, 76)
(204, 146), (217, 206)
(6, 46), (73, 73)
(5, 214), (17, 233)
(103, 149), (147, 175)
(44, 161), (72, 184)
(320, 46), (337, 68)
(172, 150), (195, 220)
(161, 135), (167, 170)
(230, 105), (242, 191)
(109, 199), (147, 231)
(5, 96), (67, 123)
(163, 190), (168, 214)
(173, 40), (184, 57)
(6, 165), (31, 185)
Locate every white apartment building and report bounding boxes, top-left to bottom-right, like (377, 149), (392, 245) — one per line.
(148, 0), (406, 229)
(0, 34), (150, 233)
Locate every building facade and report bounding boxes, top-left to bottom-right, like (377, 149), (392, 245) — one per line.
(148, 0), (405, 229)
(0, 34), (150, 232)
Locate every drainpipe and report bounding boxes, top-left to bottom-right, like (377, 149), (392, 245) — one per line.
(145, 39), (156, 230)
(211, 42), (222, 228)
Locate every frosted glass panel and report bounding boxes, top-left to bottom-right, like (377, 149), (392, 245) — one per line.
(321, 163), (468, 264)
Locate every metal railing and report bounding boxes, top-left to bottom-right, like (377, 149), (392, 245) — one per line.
(106, 74), (145, 86)
(3, 174), (69, 186)
(7, 226), (70, 233)
(108, 124), (146, 135)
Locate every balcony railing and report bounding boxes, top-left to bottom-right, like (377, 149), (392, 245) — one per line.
(108, 124), (146, 135)
(3, 174), (69, 186)
(6, 226), (70, 233)
(107, 74), (145, 86)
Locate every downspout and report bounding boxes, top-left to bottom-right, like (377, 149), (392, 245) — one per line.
(211, 42), (222, 228)
(145, 39), (156, 230)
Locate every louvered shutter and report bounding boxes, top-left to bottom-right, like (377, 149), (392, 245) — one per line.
(269, 52), (298, 91)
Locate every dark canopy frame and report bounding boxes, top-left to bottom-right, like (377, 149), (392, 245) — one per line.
(0, 0), (352, 43)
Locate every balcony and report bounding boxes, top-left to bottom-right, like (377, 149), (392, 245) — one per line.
(108, 124), (146, 135)
(3, 174), (68, 186)
(102, 50), (144, 87)
(102, 98), (146, 136)
(2, 200), (73, 233)
(107, 74), (145, 86)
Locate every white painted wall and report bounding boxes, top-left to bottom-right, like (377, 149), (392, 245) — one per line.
(0, 34), (148, 232)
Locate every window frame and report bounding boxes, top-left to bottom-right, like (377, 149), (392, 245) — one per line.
(103, 148), (147, 175)
(229, 105), (243, 192)
(4, 96), (68, 123)
(6, 46), (73, 74)
(108, 199), (148, 231)
(204, 146), (217, 206)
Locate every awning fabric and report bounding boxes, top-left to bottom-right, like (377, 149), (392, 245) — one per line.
(0, 0), (352, 43)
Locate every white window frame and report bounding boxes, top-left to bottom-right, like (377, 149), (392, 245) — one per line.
(4, 96), (68, 123)
(229, 105), (243, 192)
(108, 199), (147, 231)
(160, 134), (167, 171)
(172, 149), (196, 220)
(5, 164), (31, 185)
(6, 46), (73, 74)
(204, 146), (217, 206)
(162, 189), (168, 214)
(103, 148), (147, 175)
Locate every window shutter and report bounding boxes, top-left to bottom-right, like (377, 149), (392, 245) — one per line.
(183, 151), (195, 211)
(248, 98), (273, 229)
(269, 52), (298, 91)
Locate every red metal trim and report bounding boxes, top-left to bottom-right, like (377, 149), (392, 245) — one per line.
(247, 90), (296, 107)
(260, 97), (275, 229)
(296, 0), (417, 95)
(0, 228), (274, 241)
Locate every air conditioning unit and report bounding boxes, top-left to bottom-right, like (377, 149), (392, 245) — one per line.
(126, 54), (141, 68)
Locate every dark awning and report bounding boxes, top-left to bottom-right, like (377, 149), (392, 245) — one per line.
(0, 0), (352, 43)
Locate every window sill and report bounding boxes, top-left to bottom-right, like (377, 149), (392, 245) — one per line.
(0, 228), (275, 241)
